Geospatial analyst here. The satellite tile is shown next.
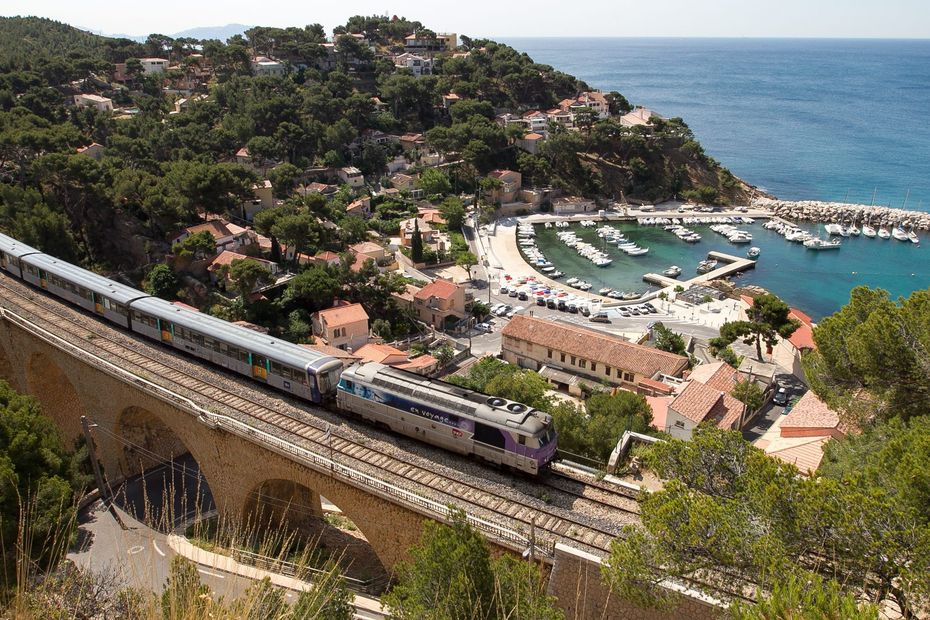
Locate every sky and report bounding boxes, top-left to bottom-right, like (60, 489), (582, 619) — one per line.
(2, 0), (929, 39)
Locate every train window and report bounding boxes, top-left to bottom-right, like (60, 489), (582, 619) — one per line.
(474, 423), (505, 449)
(344, 380), (354, 390)
(518, 435), (526, 445)
(26, 265), (36, 275)
(238, 350), (250, 363)
(271, 361), (283, 375)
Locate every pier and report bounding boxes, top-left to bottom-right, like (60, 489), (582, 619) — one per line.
(643, 251), (756, 288)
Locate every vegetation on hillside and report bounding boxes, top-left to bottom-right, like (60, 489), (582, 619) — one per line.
(0, 380), (89, 594)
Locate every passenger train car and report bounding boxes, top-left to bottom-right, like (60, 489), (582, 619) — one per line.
(337, 362), (558, 474)
(0, 232), (342, 404)
(129, 297), (343, 403)
(0, 232), (558, 475)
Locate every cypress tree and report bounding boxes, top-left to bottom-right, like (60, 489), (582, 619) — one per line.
(411, 219), (424, 263)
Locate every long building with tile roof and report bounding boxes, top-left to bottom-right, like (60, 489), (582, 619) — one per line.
(500, 315), (688, 391)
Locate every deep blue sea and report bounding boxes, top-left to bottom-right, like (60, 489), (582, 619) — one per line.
(502, 38), (930, 318)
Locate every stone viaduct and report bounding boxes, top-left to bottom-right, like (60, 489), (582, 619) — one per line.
(0, 299), (722, 620)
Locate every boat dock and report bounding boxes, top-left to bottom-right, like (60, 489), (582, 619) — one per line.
(643, 251), (756, 288)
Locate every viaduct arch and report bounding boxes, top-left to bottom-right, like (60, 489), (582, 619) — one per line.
(26, 352), (86, 446)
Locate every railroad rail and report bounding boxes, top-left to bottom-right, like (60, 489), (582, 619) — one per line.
(0, 276), (637, 559)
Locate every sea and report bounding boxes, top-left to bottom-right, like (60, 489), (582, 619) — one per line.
(501, 38), (930, 319)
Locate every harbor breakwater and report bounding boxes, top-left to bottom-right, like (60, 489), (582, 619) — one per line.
(753, 198), (930, 231)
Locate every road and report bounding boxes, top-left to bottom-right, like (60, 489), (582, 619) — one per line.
(69, 458), (384, 618)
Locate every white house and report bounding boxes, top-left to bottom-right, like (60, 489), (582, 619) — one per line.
(140, 58), (169, 74)
(73, 94), (113, 112)
(394, 53), (433, 77)
(337, 166), (365, 189)
(251, 56), (285, 77)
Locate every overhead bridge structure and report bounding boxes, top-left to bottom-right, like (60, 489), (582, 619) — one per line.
(0, 273), (723, 619)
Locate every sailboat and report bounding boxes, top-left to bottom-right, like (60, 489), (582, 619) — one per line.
(893, 226), (909, 242)
(877, 226), (891, 239)
(862, 224), (876, 238)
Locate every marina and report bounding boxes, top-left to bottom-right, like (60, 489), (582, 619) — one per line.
(501, 209), (928, 320)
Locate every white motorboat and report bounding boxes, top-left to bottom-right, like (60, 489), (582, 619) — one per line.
(747, 247), (761, 258)
(824, 223), (843, 236)
(551, 271), (564, 278)
(848, 225), (861, 236)
(862, 225), (877, 238)
(838, 226), (850, 237)
(697, 259), (718, 274)
(663, 265), (682, 277)
(566, 277), (579, 285)
(804, 238), (841, 250)
(908, 230), (920, 244)
(878, 227), (891, 239)
(599, 287), (613, 295)
(625, 247), (649, 256)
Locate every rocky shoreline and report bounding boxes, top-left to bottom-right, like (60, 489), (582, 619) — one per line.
(752, 198), (930, 231)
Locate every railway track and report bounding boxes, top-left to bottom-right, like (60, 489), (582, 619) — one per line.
(0, 275), (636, 556)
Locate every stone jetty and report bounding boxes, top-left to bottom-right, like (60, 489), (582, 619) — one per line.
(753, 198), (930, 231)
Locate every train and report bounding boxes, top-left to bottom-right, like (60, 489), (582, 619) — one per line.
(0, 233), (557, 474)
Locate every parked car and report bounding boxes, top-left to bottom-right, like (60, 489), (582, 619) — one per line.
(518, 291), (528, 301)
(567, 303), (578, 314)
(536, 297), (546, 306)
(509, 289), (519, 298)
(580, 305), (591, 317)
(547, 299), (556, 309)
(499, 284), (509, 294)
(557, 300), (567, 311)
(495, 305), (511, 317)
(773, 387), (789, 406)
(476, 322), (492, 332)
(590, 313), (611, 323)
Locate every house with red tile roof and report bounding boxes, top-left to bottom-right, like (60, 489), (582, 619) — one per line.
(487, 170), (522, 204)
(311, 302), (370, 352)
(753, 391), (846, 475)
(516, 132), (544, 155)
(501, 315), (689, 392)
(665, 380), (745, 440)
(355, 342), (439, 375)
(345, 197), (371, 219)
(170, 220), (254, 255)
(414, 278), (467, 329)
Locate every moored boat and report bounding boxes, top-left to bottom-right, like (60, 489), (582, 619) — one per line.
(862, 225), (877, 238)
(663, 265), (682, 277)
(893, 226), (909, 242)
(697, 259), (718, 274)
(878, 227), (891, 239)
(804, 238), (841, 250)
(747, 247), (761, 258)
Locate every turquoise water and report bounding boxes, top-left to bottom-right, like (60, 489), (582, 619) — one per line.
(500, 37), (930, 318)
(531, 222), (929, 320)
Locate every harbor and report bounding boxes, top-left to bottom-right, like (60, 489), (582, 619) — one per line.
(485, 205), (928, 320)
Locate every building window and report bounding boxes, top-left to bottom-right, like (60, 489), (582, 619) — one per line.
(616, 368), (622, 378)
(605, 366), (611, 376)
(547, 349), (552, 359)
(674, 420), (685, 428)
(579, 360), (586, 369)
(560, 353), (565, 363)
(591, 363), (596, 373)
(623, 372), (634, 382)
(570, 356), (576, 365)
